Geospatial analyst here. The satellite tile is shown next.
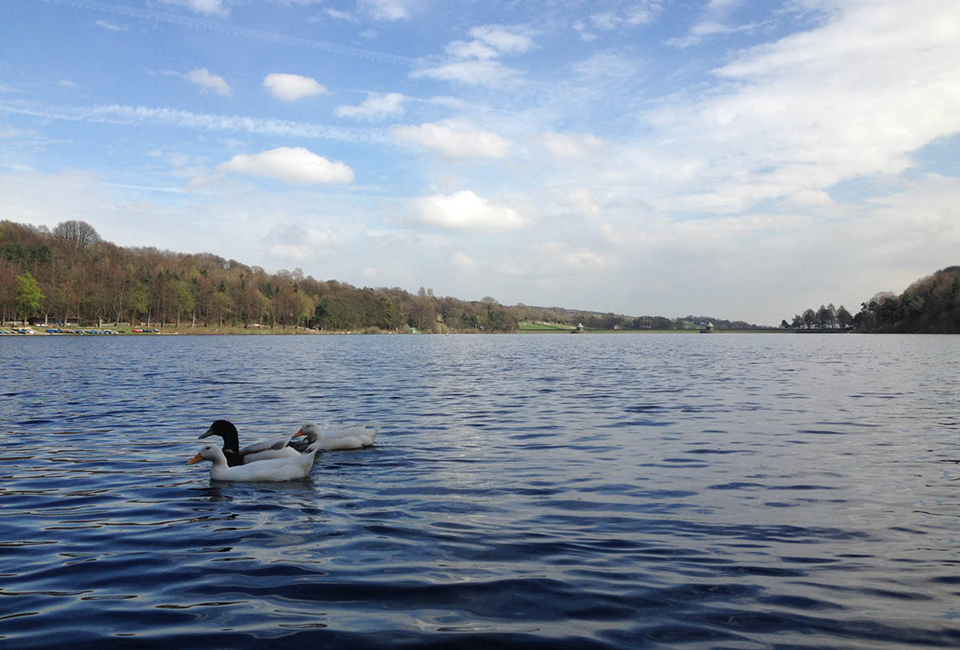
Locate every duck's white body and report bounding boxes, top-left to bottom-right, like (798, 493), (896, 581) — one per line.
(295, 422), (380, 451)
(188, 442), (319, 481)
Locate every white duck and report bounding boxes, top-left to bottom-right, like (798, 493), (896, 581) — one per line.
(290, 422), (380, 451)
(187, 441), (320, 481)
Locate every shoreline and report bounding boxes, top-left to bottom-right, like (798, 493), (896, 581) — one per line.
(1, 325), (830, 336)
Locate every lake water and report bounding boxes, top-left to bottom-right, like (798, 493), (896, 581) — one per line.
(1, 333), (959, 649)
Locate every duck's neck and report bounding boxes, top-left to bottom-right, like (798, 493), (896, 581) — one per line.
(223, 448), (243, 467)
(210, 453), (231, 468)
(219, 430), (240, 452)
(218, 431), (241, 465)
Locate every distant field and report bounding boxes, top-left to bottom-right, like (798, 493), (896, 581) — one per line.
(518, 322), (574, 332)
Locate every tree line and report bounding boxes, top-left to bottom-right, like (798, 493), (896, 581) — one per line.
(0, 220), (527, 332)
(5, 219), (734, 333)
(781, 304), (854, 330)
(783, 266), (960, 334)
(852, 266), (960, 333)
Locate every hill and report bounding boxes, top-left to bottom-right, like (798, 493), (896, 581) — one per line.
(1, 219), (758, 333)
(854, 266), (960, 333)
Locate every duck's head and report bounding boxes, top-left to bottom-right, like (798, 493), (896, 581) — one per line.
(187, 444), (226, 465)
(297, 422), (323, 442)
(199, 419), (239, 443)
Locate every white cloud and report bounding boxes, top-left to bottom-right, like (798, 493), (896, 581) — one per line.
(414, 23), (533, 87)
(787, 189), (834, 207)
(469, 25), (535, 55)
(186, 68), (231, 96)
(639, 0), (960, 211)
(269, 228), (333, 261)
(324, 8), (357, 22)
(445, 40), (499, 60)
(666, 20), (756, 48)
(336, 92), (405, 120)
(450, 251), (480, 271)
(411, 59), (520, 87)
(412, 191), (530, 232)
(359, 0), (412, 21)
(573, 22), (598, 42)
(590, 2), (662, 32)
(219, 147), (354, 184)
(665, 0), (754, 48)
(536, 131), (606, 159)
(391, 121), (512, 159)
(270, 243), (314, 260)
(263, 73), (327, 101)
(494, 242), (610, 277)
(562, 188), (602, 218)
(532, 242), (608, 270)
(95, 19), (127, 31)
(161, 0), (228, 17)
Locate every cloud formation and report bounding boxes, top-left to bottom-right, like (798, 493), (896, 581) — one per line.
(162, 0), (227, 17)
(95, 20), (127, 31)
(186, 68), (231, 96)
(536, 132), (606, 159)
(219, 147), (354, 184)
(359, 0), (413, 22)
(263, 73), (327, 102)
(337, 92), (405, 120)
(270, 229), (333, 261)
(391, 121), (512, 159)
(412, 191), (529, 232)
(412, 23), (533, 87)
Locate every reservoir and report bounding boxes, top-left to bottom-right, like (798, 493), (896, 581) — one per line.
(1, 333), (958, 648)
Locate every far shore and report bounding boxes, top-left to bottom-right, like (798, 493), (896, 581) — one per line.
(1, 323), (804, 336)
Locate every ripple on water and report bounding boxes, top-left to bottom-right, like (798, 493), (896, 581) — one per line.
(1, 334), (960, 649)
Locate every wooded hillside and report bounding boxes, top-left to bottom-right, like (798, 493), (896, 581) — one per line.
(1, 220), (767, 332)
(853, 266), (960, 333)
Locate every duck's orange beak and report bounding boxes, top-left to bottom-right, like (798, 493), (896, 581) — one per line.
(293, 428), (305, 438)
(187, 452), (204, 465)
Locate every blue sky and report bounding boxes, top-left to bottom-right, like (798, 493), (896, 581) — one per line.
(2, 0), (959, 323)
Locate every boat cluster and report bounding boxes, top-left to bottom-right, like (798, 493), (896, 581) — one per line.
(187, 419), (380, 482)
(0, 327), (124, 335)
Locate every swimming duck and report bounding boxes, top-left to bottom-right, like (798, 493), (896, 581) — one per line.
(198, 419), (302, 467)
(187, 442), (320, 481)
(290, 422), (380, 452)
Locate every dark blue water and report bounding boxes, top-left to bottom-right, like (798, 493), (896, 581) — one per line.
(1, 333), (959, 649)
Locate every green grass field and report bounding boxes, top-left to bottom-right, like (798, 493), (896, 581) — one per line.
(518, 322), (576, 332)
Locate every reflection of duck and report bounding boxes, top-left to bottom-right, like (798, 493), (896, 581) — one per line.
(187, 442), (319, 481)
(198, 420), (301, 467)
(291, 422), (380, 451)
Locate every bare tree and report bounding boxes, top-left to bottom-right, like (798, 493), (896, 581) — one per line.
(53, 220), (101, 252)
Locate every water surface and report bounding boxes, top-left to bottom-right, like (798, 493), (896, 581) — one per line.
(1, 334), (959, 648)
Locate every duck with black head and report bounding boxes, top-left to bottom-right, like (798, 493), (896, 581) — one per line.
(198, 419), (302, 467)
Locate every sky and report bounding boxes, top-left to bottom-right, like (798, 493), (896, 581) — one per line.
(1, 0), (959, 324)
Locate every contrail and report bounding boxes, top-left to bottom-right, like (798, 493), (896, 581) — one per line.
(29, 0), (416, 67)
(1, 100), (392, 144)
